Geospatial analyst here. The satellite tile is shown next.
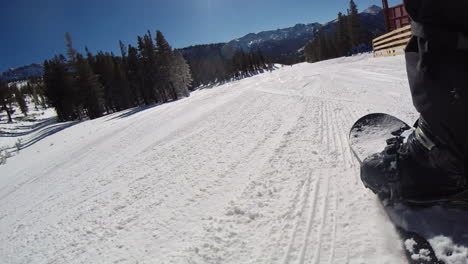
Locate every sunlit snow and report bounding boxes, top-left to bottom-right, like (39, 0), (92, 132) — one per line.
(1, 54), (466, 264)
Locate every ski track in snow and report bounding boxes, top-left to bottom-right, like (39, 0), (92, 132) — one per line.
(0, 54), (464, 264)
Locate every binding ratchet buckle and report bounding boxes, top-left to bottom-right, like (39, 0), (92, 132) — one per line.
(414, 126), (435, 151)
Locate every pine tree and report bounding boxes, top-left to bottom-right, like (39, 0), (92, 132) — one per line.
(335, 12), (350, 56)
(171, 50), (192, 98)
(240, 50), (248, 74)
(65, 32), (78, 63)
(65, 33), (104, 119)
(74, 53), (105, 119)
(26, 82), (40, 110)
(43, 55), (77, 121)
(30, 78), (47, 109)
(304, 40), (314, 62)
(93, 52), (116, 112)
(348, 0), (361, 48)
(119, 40), (127, 58)
(85, 47), (96, 69)
(317, 31), (327, 60)
(116, 41), (134, 106)
(0, 81), (14, 123)
(305, 4), (364, 63)
(231, 51), (241, 77)
(112, 56), (132, 110)
(155, 30), (175, 101)
(257, 49), (267, 69)
(138, 34), (159, 103)
(127, 44), (144, 105)
(13, 87), (28, 116)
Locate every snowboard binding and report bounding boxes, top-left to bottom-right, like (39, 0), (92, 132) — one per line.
(350, 113), (468, 207)
(366, 125), (410, 205)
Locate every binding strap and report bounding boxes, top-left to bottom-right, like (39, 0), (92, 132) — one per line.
(415, 126), (436, 151)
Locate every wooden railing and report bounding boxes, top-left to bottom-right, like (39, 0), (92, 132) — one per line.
(373, 25), (411, 58)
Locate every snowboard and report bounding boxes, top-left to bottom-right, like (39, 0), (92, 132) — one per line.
(349, 113), (468, 205)
(348, 113), (443, 264)
(348, 113), (412, 164)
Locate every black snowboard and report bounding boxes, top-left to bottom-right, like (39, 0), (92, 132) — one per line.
(349, 113), (444, 264)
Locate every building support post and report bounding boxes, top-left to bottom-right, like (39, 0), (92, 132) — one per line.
(382, 0), (390, 32)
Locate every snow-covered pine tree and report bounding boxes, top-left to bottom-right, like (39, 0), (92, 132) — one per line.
(171, 50), (192, 98)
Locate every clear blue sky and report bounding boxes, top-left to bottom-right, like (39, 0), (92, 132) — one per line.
(0, 0), (401, 72)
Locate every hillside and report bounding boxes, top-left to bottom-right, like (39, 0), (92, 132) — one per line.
(1, 54), (466, 264)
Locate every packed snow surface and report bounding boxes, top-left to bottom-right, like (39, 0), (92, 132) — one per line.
(1, 54), (466, 264)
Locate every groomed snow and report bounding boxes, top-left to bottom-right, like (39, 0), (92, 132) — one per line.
(1, 54), (466, 264)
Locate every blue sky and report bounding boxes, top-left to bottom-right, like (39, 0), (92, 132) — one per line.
(0, 0), (401, 72)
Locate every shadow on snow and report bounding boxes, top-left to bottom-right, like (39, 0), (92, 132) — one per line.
(1, 118), (79, 152)
(107, 103), (163, 121)
(385, 203), (468, 262)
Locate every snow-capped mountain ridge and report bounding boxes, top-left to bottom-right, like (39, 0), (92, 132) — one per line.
(228, 5), (383, 52)
(0, 64), (43, 81)
(233, 23), (322, 48)
(363, 5), (382, 15)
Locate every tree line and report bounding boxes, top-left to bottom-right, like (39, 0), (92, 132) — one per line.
(42, 29), (273, 122)
(0, 77), (47, 122)
(43, 30), (192, 122)
(304, 0), (374, 63)
(182, 44), (271, 88)
(3, 30), (274, 123)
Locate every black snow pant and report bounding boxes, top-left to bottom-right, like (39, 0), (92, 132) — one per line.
(403, 0), (467, 175)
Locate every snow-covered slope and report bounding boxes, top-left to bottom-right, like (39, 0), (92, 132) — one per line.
(1, 54), (466, 264)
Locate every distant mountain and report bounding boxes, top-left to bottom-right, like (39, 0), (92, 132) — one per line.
(362, 5), (382, 15)
(180, 23), (323, 65)
(231, 23), (322, 49)
(222, 23), (321, 64)
(0, 64), (43, 81)
(182, 5), (385, 65)
(359, 5), (385, 36)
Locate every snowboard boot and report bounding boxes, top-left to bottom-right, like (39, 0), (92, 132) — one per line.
(361, 118), (466, 203)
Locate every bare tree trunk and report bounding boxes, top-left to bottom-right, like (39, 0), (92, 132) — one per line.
(2, 104), (12, 123)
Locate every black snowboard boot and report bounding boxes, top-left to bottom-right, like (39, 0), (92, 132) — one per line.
(361, 118), (466, 203)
